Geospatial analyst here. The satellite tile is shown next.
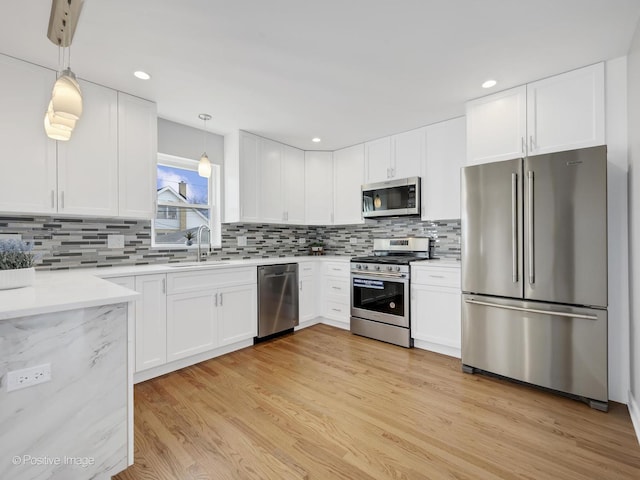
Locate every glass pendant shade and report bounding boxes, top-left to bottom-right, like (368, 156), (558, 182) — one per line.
(46, 101), (76, 131)
(51, 69), (83, 121)
(44, 111), (72, 141)
(198, 153), (212, 178)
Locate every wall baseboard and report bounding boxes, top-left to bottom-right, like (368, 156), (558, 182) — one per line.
(628, 391), (640, 445)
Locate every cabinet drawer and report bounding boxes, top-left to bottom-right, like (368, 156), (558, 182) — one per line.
(324, 261), (350, 277)
(299, 262), (316, 277)
(412, 266), (460, 287)
(325, 299), (350, 319)
(325, 278), (349, 299)
(167, 267), (256, 294)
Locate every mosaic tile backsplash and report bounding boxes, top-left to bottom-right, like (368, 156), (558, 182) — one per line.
(0, 215), (460, 270)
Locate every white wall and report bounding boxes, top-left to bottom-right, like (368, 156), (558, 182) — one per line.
(158, 118), (224, 164)
(627, 18), (640, 436)
(605, 57), (630, 404)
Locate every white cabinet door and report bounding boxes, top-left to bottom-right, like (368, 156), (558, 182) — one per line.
(259, 137), (284, 223)
(299, 275), (317, 322)
(57, 80), (118, 216)
(526, 63), (605, 155)
(118, 93), (157, 219)
(422, 117), (466, 220)
(239, 132), (260, 222)
(282, 145), (305, 224)
(134, 274), (167, 372)
(218, 284), (257, 346)
(392, 128), (424, 179)
(466, 86), (527, 165)
(166, 291), (217, 362)
(364, 136), (392, 183)
(305, 151), (334, 225)
(411, 284), (461, 353)
(0, 54), (57, 214)
(333, 143), (365, 225)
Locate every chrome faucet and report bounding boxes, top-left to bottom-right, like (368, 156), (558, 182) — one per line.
(196, 224), (211, 262)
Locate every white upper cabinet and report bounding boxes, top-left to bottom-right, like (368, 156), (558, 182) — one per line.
(305, 151), (334, 225)
(364, 137), (392, 183)
(117, 93), (157, 219)
(333, 143), (365, 225)
(282, 145), (305, 224)
(526, 63), (605, 155)
(392, 128), (424, 179)
(225, 132), (305, 224)
(58, 80), (118, 217)
(258, 137), (284, 223)
(422, 117), (466, 220)
(0, 55), (57, 214)
(466, 63), (605, 165)
(466, 86), (527, 165)
(365, 130), (423, 183)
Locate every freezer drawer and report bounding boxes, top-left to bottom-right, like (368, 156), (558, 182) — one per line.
(461, 294), (607, 403)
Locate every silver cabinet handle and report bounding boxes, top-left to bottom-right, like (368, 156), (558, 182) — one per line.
(429, 275), (445, 278)
(219, 293), (223, 306)
(464, 298), (597, 320)
(521, 137), (525, 154)
(511, 172), (518, 283)
(332, 286), (341, 290)
(215, 292), (218, 307)
(529, 135), (535, 153)
(527, 171), (535, 285)
(60, 191), (65, 209)
(162, 278), (166, 294)
(50, 190), (55, 208)
(332, 308), (341, 312)
(299, 281), (302, 291)
(391, 167), (395, 178)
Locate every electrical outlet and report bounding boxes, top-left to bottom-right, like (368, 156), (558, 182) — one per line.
(350, 237), (358, 245)
(107, 234), (125, 249)
(7, 363), (51, 392)
(298, 238), (306, 245)
(237, 236), (247, 247)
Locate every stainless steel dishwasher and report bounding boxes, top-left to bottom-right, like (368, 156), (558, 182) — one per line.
(257, 263), (299, 338)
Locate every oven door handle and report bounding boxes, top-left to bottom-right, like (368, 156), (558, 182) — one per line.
(352, 271), (408, 280)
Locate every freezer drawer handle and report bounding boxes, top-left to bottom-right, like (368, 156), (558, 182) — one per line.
(464, 298), (598, 320)
(511, 172), (518, 283)
(527, 171), (535, 285)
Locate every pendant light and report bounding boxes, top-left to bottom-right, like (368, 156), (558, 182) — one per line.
(198, 114), (212, 178)
(51, 68), (83, 121)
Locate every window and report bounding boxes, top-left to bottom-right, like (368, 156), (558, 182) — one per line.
(152, 153), (221, 248)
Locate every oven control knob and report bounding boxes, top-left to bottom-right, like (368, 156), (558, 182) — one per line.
(387, 266), (393, 271)
(375, 265), (380, 271)
(363, 264), (369, 270)
(395, 266), (401, 272)
(356, 264), (362, 269)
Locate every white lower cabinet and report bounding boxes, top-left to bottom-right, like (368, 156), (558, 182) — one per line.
(134, 274), (167, 372)
(322, 261), (351, 328)
(166, 290), (218, 362)
(299, 262), (318, 324)
(411, 264), (461, 357)
(218, 284), (258, 346)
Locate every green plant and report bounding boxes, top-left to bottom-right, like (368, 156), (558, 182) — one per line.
(0, 239), (36, 270)
(184, 231), (195, 241)
(310, 242), (324, 247)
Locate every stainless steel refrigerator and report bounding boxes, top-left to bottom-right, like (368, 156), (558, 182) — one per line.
(461, 145), (608, 411)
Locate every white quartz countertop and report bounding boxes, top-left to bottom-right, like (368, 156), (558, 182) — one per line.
(0, 271), (140, 321)
(90, 255), (352, 278)
(0, 255), (352, 320)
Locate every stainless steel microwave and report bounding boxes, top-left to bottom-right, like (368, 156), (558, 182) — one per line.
(362, 177), (421, 218)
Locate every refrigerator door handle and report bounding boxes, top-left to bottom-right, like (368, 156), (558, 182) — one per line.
(464, 298), (598, 320)
(511, 172), (518, 283)
(527, 170), (535, 285)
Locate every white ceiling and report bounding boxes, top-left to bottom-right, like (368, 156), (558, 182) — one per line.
(1, 0), (639, 150)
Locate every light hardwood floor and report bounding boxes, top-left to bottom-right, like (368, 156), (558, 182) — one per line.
(115, 324), (640, 480)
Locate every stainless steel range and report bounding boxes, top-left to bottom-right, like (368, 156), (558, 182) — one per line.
(350, 238), (431, 348)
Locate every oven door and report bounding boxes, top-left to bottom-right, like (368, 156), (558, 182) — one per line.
(350, 272), (409, 327)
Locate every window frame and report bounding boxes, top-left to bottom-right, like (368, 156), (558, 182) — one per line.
(152, 153), (222, 249)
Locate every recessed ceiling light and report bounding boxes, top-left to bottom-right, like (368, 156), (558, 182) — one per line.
(482, 79), (497, 89)
(134, 71), (151, 80)
(312, 137), (321, 143)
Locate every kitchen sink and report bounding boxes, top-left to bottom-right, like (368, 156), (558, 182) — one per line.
(166, 261), (228, 268)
